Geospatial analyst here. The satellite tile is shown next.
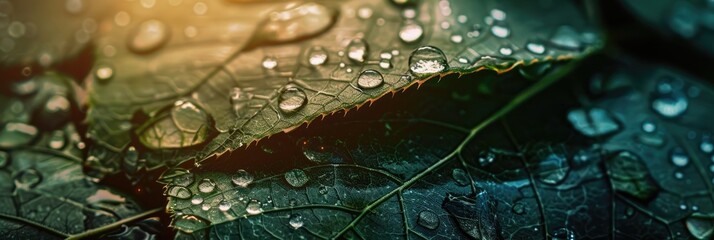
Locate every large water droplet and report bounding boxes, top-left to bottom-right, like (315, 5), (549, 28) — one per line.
(409, 46), (448, 76)
(139, 99), (213, 149)
(166, 186), (192, 199)
(478, 149), (496, 167)
(128, 19), (169, 54)
(567, 108), (621, 138)
(398, 21), (424, 43)
(262, 57), (278, 70)
(256, 3), (336, 42)
(536, 147), (570, 185)
(526, 41), (546, 55)
(48, 130), (66, 150)
(246, 199), (262, 215)
(0, 122), (38, 149)
(284, 169), (309, 188)
(552, 228), (576, 240)
(701, 137), (714, 154)
(307, 46), (328, 66)
(94, 64), (114, 82)
(670, 147), (689, 167)
(218, 200), (231, 212)
(490, 22), (510, 38)
(231, 169), (253, 187)
(197, 178), (216, 193)
(14, 169), (42, 189)
(347, 39), (368, 63)
(278, 86), (308, 114)
(417, 210), (439, 230)
(357, 69), (384, 89)
(289, 214), (304, 229)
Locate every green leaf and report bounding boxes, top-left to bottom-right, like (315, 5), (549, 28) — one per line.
(84, 0), (600, 176)
(0, 0), (115, 67)
(164, 56), (714, 239)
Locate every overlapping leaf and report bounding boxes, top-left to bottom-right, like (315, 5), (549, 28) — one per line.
(84, 0), (601, 176)
(162, 56), (714, 239)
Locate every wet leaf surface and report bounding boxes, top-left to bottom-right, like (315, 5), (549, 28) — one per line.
(162, 56), (714, 239)
(84, 0), (600, 176)
(0, 74), (147, 239)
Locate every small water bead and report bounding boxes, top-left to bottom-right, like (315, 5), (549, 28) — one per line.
(231, 169), (253, 187)
(197, 178), (216, 193)
(357, 69), (384, 89)
(246, 199), (262, 215)
(48, 130), (66, 149)
(166, 186), (192, 199)
(357, 7), (373, 19)
(278, 86), (308, 114)
(94, 64), (114, 82)
(262, 57), (278, 70)
(398, 21), (424, 43)
(347, 38), (368, 63)
(201, 203), (211, 211)
(284, 169), (310, 187)
(641, 121), (656, 133)
(526, 41), (546, 55)
(491, 23), (510, 38)
(172, 172), (195, 187)
(499, 46), (513, 56)
(409, 46), (448, 76)
(191, 195), (203, 205)
(289, 214), (304, 229)
(552, 228), (575, 240)
(417, 210), (439, 230)
(512, 203), (525, 214)
(128, 19), (169, 54)
(652, 92), (688, 118)
(457, 57), (469, 64)
(670, 147), (689, 167)
(218, 200), (231, 211)
(307, 46), (328, 66)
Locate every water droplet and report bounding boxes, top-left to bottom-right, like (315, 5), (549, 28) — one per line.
(409, 46), (448, 76)
(0, 122), (38, 149)
(451, 168), (469, 186)
(231, 169), (253, 187)
(675, 172), (684, 179)
(552, 228), (575, 240)
(201, 203), (211, 211)
(536, 147), (570, 185)
(499, 46), (513, 56)
(166, 186), (191, 199)
(526, 41), (546, 55)
(48, 130), (66, 149)
(262, 57), (278, 70)
(641, 121), (656, 133)
(278, 86), (308, 114)
(491, 23), (510, 38)
(289, 214), (304, 229)
(652, 92), (688, 118)
(417, 210), (439, 230)
(94, 64), (114, 82)
(567, 108), (621, 138)
(356, 69), (384, 89)
(686, 215), (714, 239)
(14, 169), (41, 189)
(490, 9), (507, 21)
(246, 199), (262, 215)
(191, 195), (203, 205)
(512, 203), (525, 214)
(307, 46), (328, 66)
(347, 39), (368, 63)
(128, 19), (169, 54)
(218, 200), (231, 211)
(139, 99), (213, 149)
(399, 21), (424, 43)
(284, 169), (309, 188)
(197, 178), (216, 193)
(257, 3), (336, 43)
(357, 7), (373, 19)
(670, 147), (689, 167)
(550, 25), (581, 49)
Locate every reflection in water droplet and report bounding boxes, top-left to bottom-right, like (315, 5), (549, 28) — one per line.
(347, 39), (368, 63)
(670, 147), (689, 167)
(191, 195), (203, 205)
(450, 35), (463, 44)
(257, 3), (336, 42)
(552, 228), (576, 240)
(567, 108), (621, 137)
(357, 7), (373, 19)
(246, 200), (262, 215)
(357, 69), (384, 89)
(512, 202), (525, 214)
(197, 178), (216, 193)
(0, 122), (38, 149)
(218, 200), (231, 211)
(399, 21), (424, 43)
(201, 203), (211, 211)
(451, 168), (469, 186)
(409, 46), (448, 76)
(166, 186), (191, 199)
(128, 19), (169, 54)
(307, 46), (328, 66)
(289, 214), (304, 229)
(231, 169), (253, 187)
(490, 9), (506, 21)
(172, 172), (195, 187)
(536, 147), (570, 185)
(478, 149), (496, 167)
(499, 46), (513, 56)
(417, 210), (439, 230)
(262, 57), (278, 70)
(230, 87), (252, 118)
(278, 86), (308, 114)
(284, 169), (309, 187)
(14, 169), (42, 189)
